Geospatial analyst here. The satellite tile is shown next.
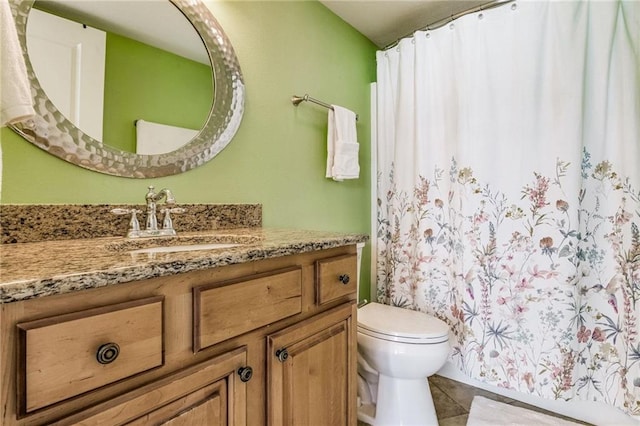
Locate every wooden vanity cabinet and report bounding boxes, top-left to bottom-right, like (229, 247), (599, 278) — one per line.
(0, 245), (358, 426)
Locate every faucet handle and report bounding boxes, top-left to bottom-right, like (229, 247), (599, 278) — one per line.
(165, 207), (186, 214)
(111, 208), (142, 235)
(160, 207), (186, 231)
(110, 208), (132, 215)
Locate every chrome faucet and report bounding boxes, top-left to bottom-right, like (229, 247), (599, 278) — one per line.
(112, 186), (185, 238)
(145, 186), (175, 231)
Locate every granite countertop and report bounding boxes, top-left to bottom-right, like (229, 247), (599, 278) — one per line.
(0, 228), (368, 304)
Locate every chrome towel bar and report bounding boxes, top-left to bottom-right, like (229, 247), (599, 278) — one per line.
(291, 94), (359, 120)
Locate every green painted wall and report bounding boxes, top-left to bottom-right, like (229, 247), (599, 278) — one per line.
(103, 33), (212, 152)
(0, 1), (376, 300)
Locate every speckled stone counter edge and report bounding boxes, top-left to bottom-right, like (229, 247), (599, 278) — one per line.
(1, 204), (262, 244)
(0, 228), (369, 304)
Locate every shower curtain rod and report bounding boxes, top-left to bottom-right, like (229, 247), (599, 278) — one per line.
(291, 94), (359, 120)
(383, 0), (516, 50)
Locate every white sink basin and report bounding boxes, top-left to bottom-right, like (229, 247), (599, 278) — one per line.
(129, 243), (242, 254)
(105, 234), (262, 253)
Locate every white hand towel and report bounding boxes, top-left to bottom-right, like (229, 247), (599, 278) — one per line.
(326, 105), (359, 181)
(135, 119), (199, 155)
(1, 0), (36, 125)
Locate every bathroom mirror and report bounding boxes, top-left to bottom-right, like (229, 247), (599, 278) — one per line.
(26, 0), (213, 154)
(7, 0), (244, 178)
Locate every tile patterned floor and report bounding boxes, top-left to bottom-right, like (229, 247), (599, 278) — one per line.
(358, 374), (590, 426)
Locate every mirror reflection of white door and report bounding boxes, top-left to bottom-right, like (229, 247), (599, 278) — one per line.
(27, 9), (105, 140)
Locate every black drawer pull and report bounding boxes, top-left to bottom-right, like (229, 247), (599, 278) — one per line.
(338, 274), (350, 285)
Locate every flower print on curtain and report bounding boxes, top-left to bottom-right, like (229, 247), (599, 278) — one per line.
(377, 153), (640, 413)
(375, 0), (639, 416)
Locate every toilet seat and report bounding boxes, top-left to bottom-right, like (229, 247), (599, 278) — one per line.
(358, 302), (449, 344)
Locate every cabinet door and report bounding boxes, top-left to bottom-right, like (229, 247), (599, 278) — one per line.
(52, 347), (250, 426)
(267, 303), (356, 426)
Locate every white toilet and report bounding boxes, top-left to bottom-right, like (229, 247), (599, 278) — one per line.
(355, 244), (451, 426)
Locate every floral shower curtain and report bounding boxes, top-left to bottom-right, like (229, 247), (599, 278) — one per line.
(375, 0), (640, 415)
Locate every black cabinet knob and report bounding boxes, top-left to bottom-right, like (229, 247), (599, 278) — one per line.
(275, 348), (289, 363)
(338, 274), (350, 285)
(237, 366), (253, 382)
(96, 343), (120, 364)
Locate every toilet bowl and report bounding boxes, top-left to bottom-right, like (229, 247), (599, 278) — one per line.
(356, 302), (450, 426)
(354, 243), (450, 425)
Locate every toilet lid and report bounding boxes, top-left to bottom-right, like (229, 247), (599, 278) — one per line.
(358, 302), (449, 344)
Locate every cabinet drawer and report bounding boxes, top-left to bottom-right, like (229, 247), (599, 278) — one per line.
(315, 254), (358, 305)
(194, 267), (302, 351)
(52, 347), (248, 426)
(17, 296), (164, 414)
